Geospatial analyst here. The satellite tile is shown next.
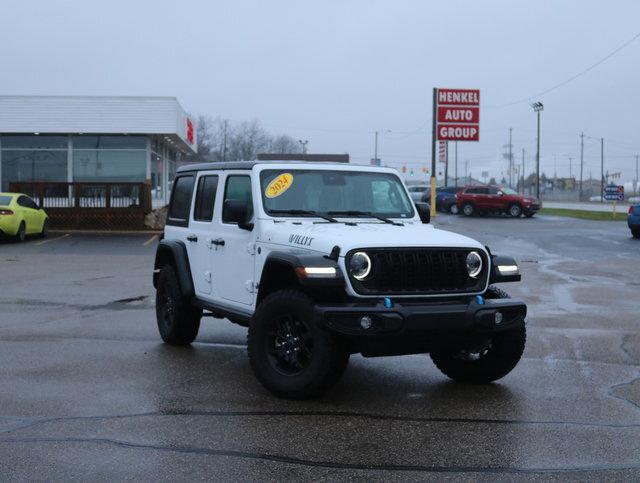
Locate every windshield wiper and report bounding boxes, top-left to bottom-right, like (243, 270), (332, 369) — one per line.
(328, 210), (403, 226)
(270, 209), (338, 223)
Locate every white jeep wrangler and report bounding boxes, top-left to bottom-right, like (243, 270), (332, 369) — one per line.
(153, 161), (526, 399)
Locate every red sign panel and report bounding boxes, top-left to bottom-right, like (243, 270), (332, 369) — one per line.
(437, 106), (479, 124)
(437, 89), (480, 106)
(436, 88), (480, 141)
(437, 124), (479, 141)
(186, 118), (194, 144)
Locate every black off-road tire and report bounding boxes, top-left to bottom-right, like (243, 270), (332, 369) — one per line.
(631, 227), (640, 239)
(508, 203), (522, 218)
(155, 265), (201, 346)
(248, 289), (350, 399)
(462, 203), (475, 217)
(430, 285), (526, 384)
(15, 222), (26, 242)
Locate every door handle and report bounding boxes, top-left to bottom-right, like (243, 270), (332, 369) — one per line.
(212, 238), (225, 246)
(186, 234), (198, 242)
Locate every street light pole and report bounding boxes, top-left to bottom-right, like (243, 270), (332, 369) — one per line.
(600, 138), (604, 203)
(374, 131), (378, 164)
(521, 147), (525, 194)
(298, 139), (308, 155)
(579, 132), (584, 201)
(531, 102), (544, 199)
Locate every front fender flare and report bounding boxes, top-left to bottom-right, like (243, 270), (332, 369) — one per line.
(153, 239), (195, 297)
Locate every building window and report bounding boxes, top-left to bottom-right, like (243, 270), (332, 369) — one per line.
(1, 150), (68, 190)
(72, 150), (146, 182)
(71, 135), (147, 183)
(150, 152), (164, 200)
(1, 135), (68, 190)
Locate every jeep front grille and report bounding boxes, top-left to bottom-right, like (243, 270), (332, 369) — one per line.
(346, 248), (488, 296)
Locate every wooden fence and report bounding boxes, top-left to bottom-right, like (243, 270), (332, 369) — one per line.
(9, 181), (152, 230)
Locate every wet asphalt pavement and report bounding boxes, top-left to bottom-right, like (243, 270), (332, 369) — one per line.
(1, 216), (639, 480)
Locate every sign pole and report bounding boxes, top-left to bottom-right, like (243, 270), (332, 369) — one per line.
(430, 88), (437, 217)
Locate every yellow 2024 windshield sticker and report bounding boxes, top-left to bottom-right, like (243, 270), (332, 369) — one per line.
(265, 173), (293, 198)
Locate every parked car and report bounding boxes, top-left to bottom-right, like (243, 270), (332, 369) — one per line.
(628, 204), (640, 238)
(0, 193), (48, 242)
(456, 185), (541, 218)
(422, 186), (464, 213)
(407, 185), (430, 203)
(153, 161), (526, 399)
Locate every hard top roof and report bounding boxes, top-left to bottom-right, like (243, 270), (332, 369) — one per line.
(177, 160), (383, 173)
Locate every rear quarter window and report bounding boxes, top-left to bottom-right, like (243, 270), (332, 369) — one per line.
(166, 175), (195, 227)
(0, 195), (13, 206)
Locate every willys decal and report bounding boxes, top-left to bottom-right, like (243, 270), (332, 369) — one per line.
(289, 234), (314, 247)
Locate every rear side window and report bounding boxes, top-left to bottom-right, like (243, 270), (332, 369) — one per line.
(193, 175), (219, 222)
(467, 187), (488, 195)
(223, 175), (253, 223)
(17, 196), (38, 209)
(0, 195), (13, 206)
(167, 175), (195, 226)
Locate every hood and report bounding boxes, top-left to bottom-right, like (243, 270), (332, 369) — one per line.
(258, 219), (485, 256)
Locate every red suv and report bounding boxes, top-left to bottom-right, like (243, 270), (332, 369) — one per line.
(456, 185), (541, 218)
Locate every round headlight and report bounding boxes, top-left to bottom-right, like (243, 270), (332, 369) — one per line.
(350, 252), (371, 280)
(466, 251), (483, 278)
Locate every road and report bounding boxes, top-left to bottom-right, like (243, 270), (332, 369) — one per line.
(1, 216), (639, 480)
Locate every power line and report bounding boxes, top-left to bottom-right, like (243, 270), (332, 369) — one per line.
(484, 30), (640, 109)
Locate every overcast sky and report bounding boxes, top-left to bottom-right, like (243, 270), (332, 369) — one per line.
(1, 0), (640, 183)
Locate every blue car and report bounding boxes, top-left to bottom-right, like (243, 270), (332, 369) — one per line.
(629, 205), (640, 239)
(421, 186), (463, 213)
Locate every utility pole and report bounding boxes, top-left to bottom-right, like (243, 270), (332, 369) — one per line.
(465, 159), (469, 180)
(444, 142), (449, 187)
(531, 102), (543, 199)
(579, 132), (584, 201)
(430, 88), (437, 217)
(298, 139), (309, 155)
(600, 137), (604, 203)
(374, 131), (378, 164)
(454, 142), (458, 188)
(521, 148), (525, 194)
(568, 157), (573, 185)
(222, 120), (228, 162)
(633, 154), (638, 196)
(508, 127), (513, 188)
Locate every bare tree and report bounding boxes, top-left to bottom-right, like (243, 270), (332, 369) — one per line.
(270, 134), (301, 154)
(226, 119), (272, 161)
(184, 117), (302, 163)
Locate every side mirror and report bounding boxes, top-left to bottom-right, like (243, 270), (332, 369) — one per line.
(223, 199), (253, 231)
(497, 191), (504, 196)
(415, 202), (430, 224)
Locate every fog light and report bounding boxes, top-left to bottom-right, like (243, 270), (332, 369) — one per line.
(360, 316), (373, 330)
(495, 311), (503, 325)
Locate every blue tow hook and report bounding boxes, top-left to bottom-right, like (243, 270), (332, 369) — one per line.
(476, 295), (485, 305)
(383, 297), (393, 308)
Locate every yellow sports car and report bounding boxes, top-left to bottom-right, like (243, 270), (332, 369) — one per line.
(0, 193), (49, 242)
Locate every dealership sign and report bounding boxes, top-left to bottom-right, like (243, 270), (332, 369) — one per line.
(436, 88), (480, 142)
(186, 118), (195, 145)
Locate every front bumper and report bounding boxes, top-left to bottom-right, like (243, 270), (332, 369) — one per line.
(524, 203), (541, 213)
(316, 297), (526, 356)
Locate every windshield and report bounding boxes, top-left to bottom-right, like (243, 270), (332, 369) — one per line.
(501, 187), (518, 195)
(260, 169), (414, 218)
(0, 195), (13, 206)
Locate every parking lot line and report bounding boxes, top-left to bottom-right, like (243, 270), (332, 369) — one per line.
(143, 234), (158, 246)
(35, 233), (70, 246)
